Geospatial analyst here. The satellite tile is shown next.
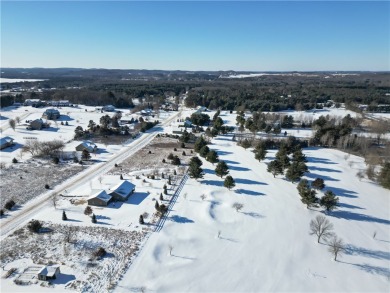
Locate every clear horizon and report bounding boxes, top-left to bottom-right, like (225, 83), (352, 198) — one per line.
(1, 1), (389, 71)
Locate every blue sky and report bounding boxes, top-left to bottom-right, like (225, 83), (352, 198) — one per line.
(1, 1), (389, 71)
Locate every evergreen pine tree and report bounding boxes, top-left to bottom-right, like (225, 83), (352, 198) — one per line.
(188, 156), (204, 179)
(297, 180), (318, 208)
(378, 162), (390, 189)
(267, 160), (283, 178)
(292, 148), (307, 163)
(62, 210), (67, 221)
(160, 193), (163, 201)
(275, 147), (290, 170)
(311, 178), (325, 190)
(139, 215), (144, 224)
(155, 201), (160, 210)
(320, 191), (339, 211)
(224, 175), (236, 190)
(91, 213), (97, 223)
(206, 150), (219, 164)
(254, 145), (267, 161)
(215, 161), (229, 178)
(194, 136), (208, 153)
(199, 145), (210, 157)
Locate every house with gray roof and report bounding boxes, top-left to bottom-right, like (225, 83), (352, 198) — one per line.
(87, 190), (112, 207)
(109, 180), (135, 201)
(0, 136), (14, 150)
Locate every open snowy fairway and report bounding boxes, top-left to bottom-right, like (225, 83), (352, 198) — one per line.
(117, 134), (390, 292)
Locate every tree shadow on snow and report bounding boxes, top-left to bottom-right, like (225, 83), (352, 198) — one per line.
(338, 202), (365, 210)
(345, 244), (390, 261)
(223, 159), (240, 165)
(306, 156), (338, 165)
(213, 150), (233, 156)
(327, 210), (390, 225)
(305, 172), (339, 182)
(322, 186), (358, 198)
(171, 254), (196, 260)
(241, 211), (265, 219)
(235, 178), (268, 185)
(203, 168), (215, 175)
(339, 261), (390, 278)
(201, 179), (224, 187)
(169, 215), (194, 224)
(308, 166), (342, 173)
(229, 165), (251, 172)
(235, 189), (265, 196)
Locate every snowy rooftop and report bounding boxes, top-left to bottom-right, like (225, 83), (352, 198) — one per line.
(88, 190), (112, 202)
(37, 265), (59, 277)
(109, 180), (135, 197)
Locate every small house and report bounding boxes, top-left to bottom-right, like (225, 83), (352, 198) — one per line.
(103, 105), (116, 112)
(24, 99), (41, 107)
(37, 265), (60, 281)
(0, 136), (14, 150)
(42, 108), (61, 120)
(75, 141), (97, 153)
(109, 180), (135, 201)
(87, 190), (112, 206)
(28, 118), (46, 130)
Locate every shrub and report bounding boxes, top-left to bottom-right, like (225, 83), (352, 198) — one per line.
(182, 151), (186, 156)
(0, 209), (4, 217)
(181, 142), (185, 148)
(174, 148), (177, 151)
(93, 247), (106, 258)
(167, 153), (174, 160)
(45, 184), (50, 189)
(12, 158), (18, 164)
(62, 210), (67, 221)
(27, 220), (42, 233)
(162, 159), (166, 163)
(171, 156), (181, 165)
(160, 193), (163, 201)
(120, 174), (123, 180)
(84, 206), (93, 215)
(139, 215), (144, 224)
(52, 157), (60, 164)
(4, 200), (15, 210)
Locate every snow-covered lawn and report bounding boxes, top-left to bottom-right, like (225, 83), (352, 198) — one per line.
(117, 134), (390, 292)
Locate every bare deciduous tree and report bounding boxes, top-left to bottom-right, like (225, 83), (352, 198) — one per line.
(15, 116), (20, 125)
(8, 119), (16, 131)
(200, 194), (206, 201)
(168, 245), (173, 256)
(232, 202), (244, 212)
(328, 236), (344, 261)
(309, 215), (334, 243)
(52, 194), (59, 209)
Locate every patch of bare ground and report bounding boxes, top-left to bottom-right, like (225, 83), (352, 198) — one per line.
(0, 222), (147, 292)
(0, 160), (83, 205)
(109, 135), (194, 175)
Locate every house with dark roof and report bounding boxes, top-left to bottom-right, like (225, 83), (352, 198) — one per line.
(87, 190), (112, 207)
(75, 141), (97, 153)
(42, 108), (61, 120)
(28, 118), (47, 130)
(0, 136), (14, 150)
(109, 180), (135, 201)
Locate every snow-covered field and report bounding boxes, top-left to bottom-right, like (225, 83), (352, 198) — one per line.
(1, 107), (389, 292)
(0, 78), (46, 83)
(117, 114), (390, 292)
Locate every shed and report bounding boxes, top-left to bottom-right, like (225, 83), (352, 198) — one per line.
(0, 136), (14, 150)
(76, 141), (97, 153)
(109, 180), (135, 201)
(87, 190), (112, 206)
(37, 265), (60, 281)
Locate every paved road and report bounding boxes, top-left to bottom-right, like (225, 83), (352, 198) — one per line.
(0, 109), (181, 239)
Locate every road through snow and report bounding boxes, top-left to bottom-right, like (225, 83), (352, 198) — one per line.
(0, 110), (181, 239)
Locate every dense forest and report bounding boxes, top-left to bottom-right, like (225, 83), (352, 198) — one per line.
(1, 69), (389, 112)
